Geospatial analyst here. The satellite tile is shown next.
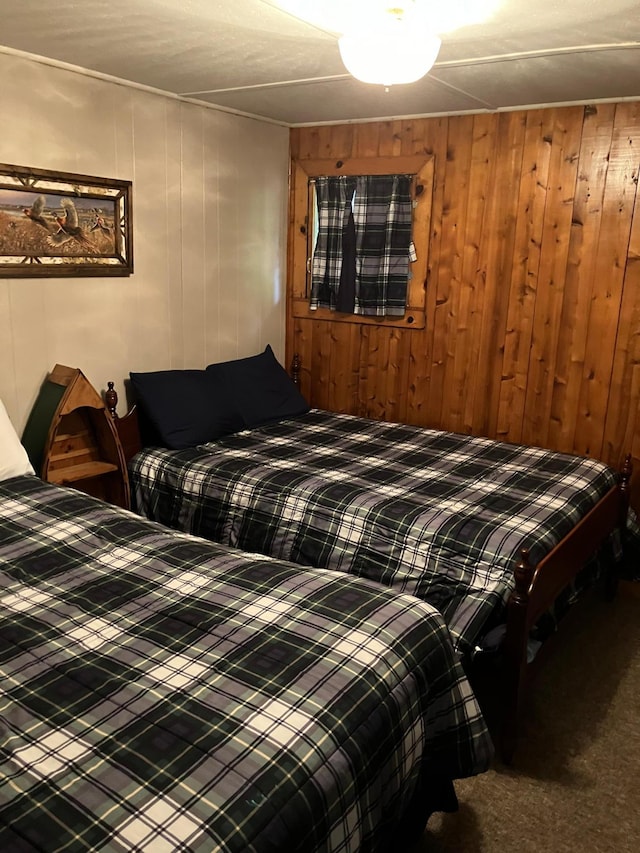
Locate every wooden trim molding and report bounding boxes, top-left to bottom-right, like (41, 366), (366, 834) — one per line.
(297, 155), (432, 177)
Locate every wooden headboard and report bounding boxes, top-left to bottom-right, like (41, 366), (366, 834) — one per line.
(105, 383), (142, 463)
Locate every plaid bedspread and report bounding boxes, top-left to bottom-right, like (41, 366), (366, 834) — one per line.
(0, 476), (492, 853)
(130, 410), (630, 654)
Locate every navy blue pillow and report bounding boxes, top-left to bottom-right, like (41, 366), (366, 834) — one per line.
(206, 345), (309, 428)
(129, 369), (244, 449)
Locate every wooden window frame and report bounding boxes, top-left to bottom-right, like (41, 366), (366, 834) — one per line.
(289, 155), (433, 329)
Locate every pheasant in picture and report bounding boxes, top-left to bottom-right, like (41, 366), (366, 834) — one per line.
(90, 209), (112, 236)
(47, 198), (96, 249)
(23, 195), (52, 230)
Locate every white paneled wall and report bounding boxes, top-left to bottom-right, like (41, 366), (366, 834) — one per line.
(0, 51), (289, 432)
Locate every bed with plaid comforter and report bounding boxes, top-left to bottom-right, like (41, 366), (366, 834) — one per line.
(129, 409), (631, 656)
(0, 475), (492, 853)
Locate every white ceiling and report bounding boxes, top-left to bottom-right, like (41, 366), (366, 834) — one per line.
(1, 0), (639, 126)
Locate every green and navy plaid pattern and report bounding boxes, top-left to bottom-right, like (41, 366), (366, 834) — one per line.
(0, 476), (492, 852)
(310, 176), (357, 312)
(130, 409), (632, 655)
(310, 175), (412, 316)
(353, 174), (412, 317)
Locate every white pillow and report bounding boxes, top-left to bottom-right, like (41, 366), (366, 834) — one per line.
(0, 398), (35, 481)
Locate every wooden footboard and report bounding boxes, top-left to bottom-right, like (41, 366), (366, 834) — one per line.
(498, 454), (632, 762)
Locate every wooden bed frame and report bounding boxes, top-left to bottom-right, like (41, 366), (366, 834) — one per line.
(105, 358), (633, 764)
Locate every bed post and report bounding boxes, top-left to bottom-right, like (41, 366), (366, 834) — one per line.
(501, 548), (535, 764)
(620, 453), (632, 521)
(290, 353), (301, 386)
(104, 380), (142, 463)
(105, 381), (118, 418)
(606, 453), (633, 598)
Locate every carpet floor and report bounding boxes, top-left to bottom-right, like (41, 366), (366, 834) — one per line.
(414, 584), (640, 853)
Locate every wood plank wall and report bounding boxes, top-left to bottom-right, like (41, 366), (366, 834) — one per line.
(286, 103), (640, 505)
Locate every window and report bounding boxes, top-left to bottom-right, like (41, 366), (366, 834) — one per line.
(309, 174), (413, 317)
(290, 155), (434, 330)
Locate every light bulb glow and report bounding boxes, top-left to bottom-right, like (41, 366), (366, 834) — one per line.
(268, 0), (500, 86)
(338, 15), (442, 86)
(269, 1), (501, 36)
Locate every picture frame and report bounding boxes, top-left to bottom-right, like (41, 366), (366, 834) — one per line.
(0, 163), (133, 277)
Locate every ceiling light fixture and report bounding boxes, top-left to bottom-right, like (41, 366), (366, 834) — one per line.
(339, 6), (442, 87)
(268, 1), (501, 87)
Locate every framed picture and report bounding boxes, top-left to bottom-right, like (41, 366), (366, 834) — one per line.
(0, 163), (133, 277)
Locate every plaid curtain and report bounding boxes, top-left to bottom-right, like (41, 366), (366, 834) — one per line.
(310, 174), (412, 317)
(353, 174), (412, 317)
(310, 176), (357, 311)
